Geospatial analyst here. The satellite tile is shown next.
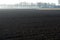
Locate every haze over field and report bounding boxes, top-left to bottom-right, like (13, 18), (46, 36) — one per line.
(0, 0), (60, 9)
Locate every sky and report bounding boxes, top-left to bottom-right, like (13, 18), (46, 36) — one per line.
(0, 0), (58, 5)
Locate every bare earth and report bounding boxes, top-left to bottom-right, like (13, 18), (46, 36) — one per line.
(0, 9), (60, 40)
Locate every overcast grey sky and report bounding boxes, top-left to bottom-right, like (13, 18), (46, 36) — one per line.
(0, 0), (58, 5)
